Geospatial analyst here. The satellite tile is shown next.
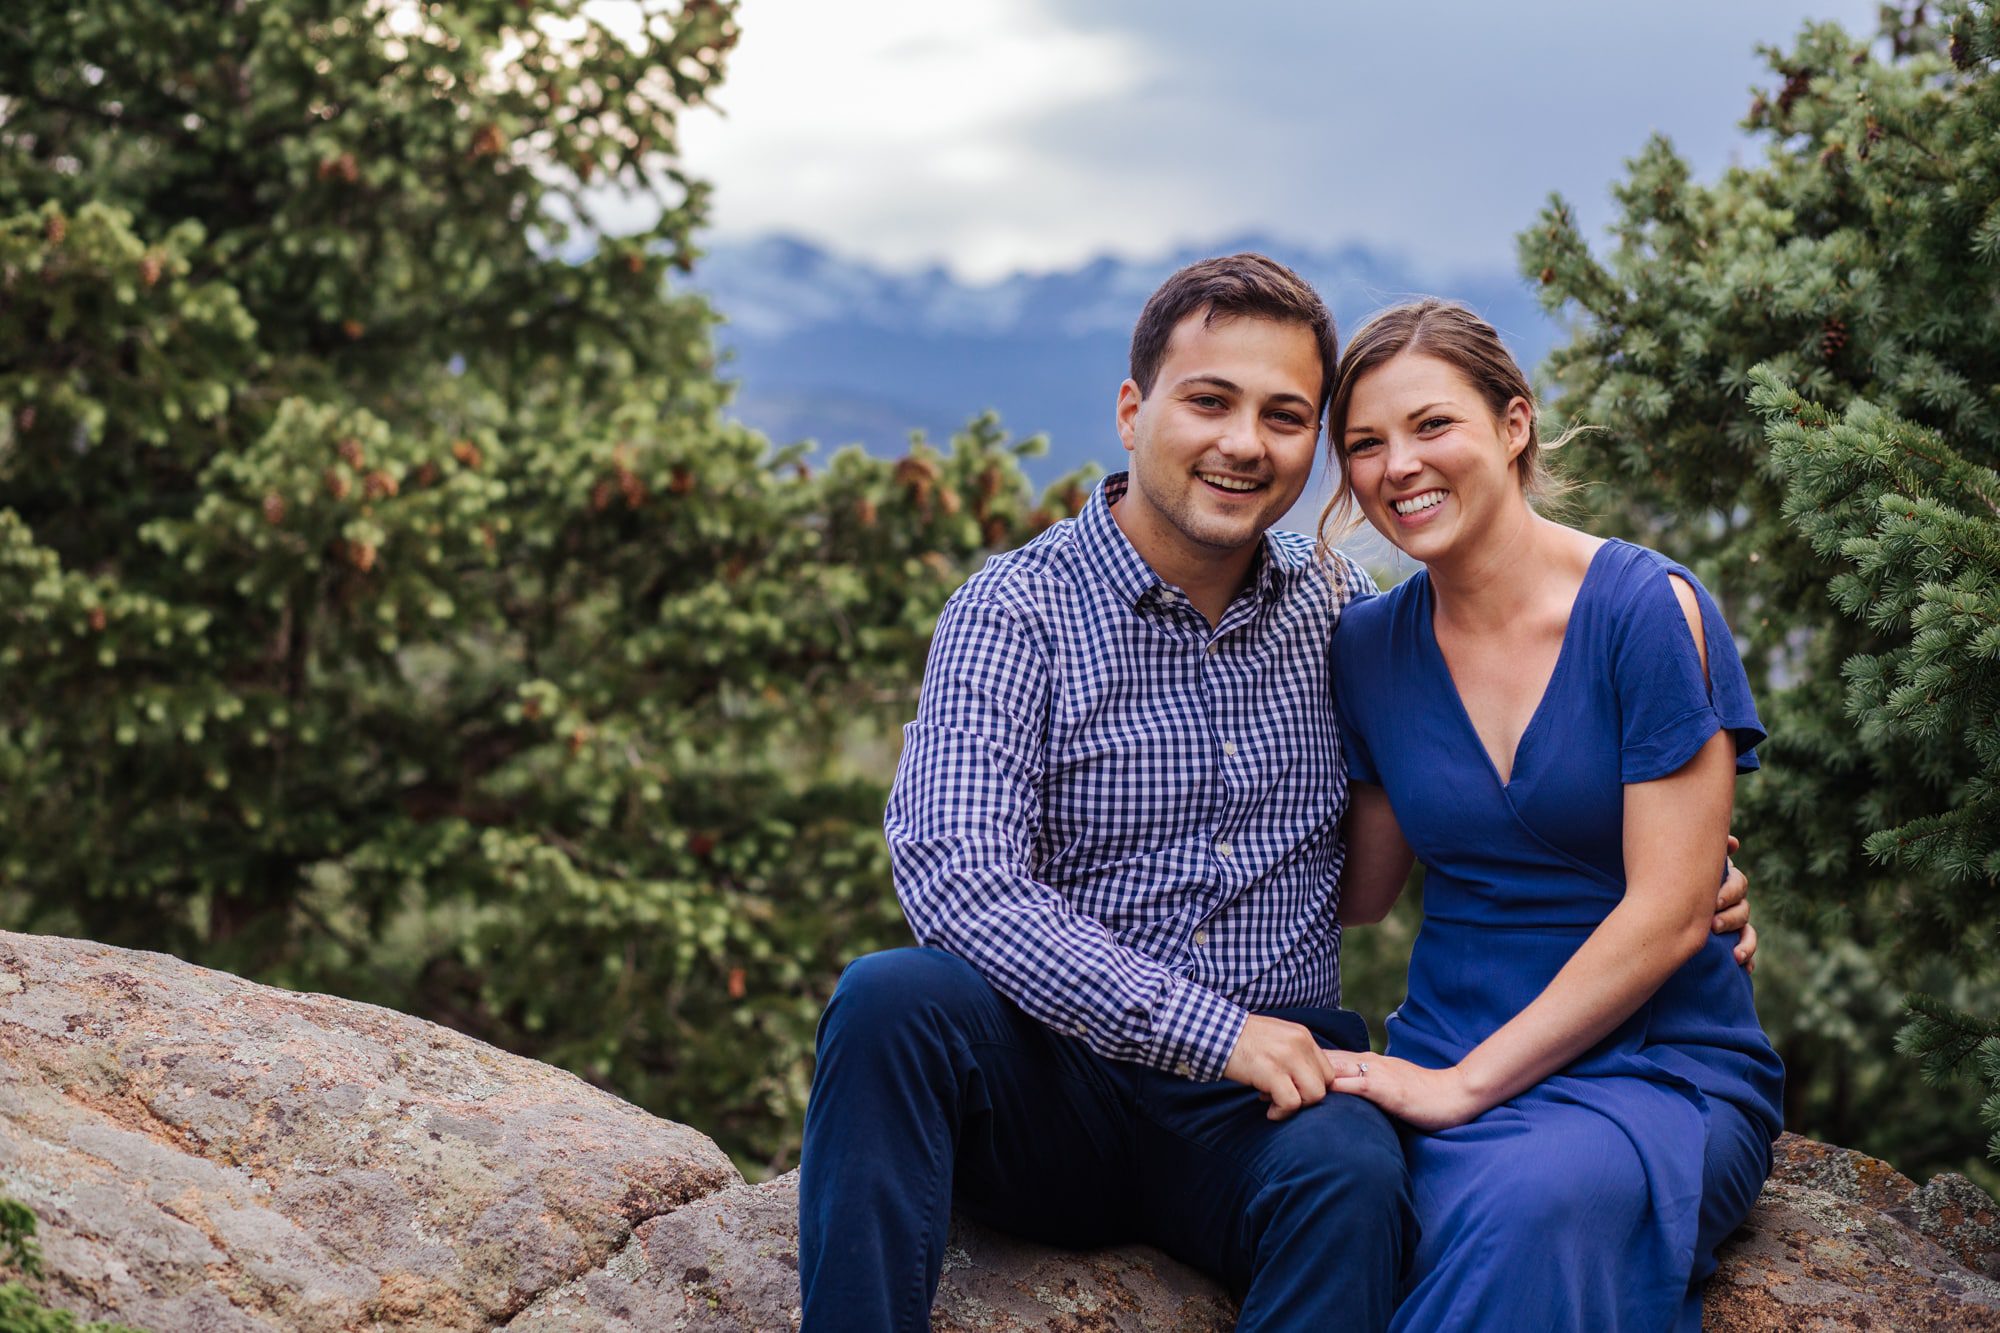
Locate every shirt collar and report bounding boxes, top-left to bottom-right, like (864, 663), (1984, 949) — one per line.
(1079, 472), (1294, 611)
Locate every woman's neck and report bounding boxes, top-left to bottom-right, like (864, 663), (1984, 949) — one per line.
(1425, 504), (1570, 636)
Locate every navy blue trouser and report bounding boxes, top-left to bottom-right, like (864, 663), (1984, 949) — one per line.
(798, 948), (1414, 1331)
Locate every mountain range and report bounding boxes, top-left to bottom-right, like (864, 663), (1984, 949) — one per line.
(684, 233), (1568, 496)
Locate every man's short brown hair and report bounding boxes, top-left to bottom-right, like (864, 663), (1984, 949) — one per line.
(1128, 254), (1337, 415)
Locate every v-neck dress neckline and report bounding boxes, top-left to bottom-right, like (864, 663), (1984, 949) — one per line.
(1415, 540), (1612, 792)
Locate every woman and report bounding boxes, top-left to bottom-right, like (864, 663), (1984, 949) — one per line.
(1319, 300), (1783, 1332)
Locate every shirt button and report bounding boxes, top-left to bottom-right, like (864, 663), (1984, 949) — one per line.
(1174, 1061), (1194, 1078)
(1193, 929), (1209, 947)
(1215, 840), (1232, 858)
(1222, 741), (1238, 758)
(1205, 642), (1219, 656)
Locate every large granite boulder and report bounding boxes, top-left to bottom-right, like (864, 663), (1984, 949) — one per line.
(1, 931), (1996, 1331)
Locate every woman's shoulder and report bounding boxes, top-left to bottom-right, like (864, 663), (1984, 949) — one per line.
(1335, 569), (1425, 642)
(1588, 539), (1717, 622)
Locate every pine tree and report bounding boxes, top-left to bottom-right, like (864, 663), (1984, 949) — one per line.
(0, 0), (1074, 1169)
(1521, 1), (2000, 1174)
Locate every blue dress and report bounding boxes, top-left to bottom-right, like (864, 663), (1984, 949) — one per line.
(1330, 539), (1784, 1333)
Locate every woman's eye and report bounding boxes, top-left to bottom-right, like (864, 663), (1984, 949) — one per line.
(1419, 416), (1452, 433)
(1346, 437), (1381, 455)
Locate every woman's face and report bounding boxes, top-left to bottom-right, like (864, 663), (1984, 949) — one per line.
(1337, 351), (1531, 565)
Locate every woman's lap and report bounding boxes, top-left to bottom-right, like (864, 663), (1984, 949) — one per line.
(1393, 1078), (1770, 1332)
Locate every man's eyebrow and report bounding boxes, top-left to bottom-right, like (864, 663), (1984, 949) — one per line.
(1174, 374), (1314, 408)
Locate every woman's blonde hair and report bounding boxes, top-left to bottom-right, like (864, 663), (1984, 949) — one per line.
(1315, 298), (1578, 559)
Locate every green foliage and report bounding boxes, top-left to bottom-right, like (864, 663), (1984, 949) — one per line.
(0, 1197), (141, 1332)
(1520, 1), (2000, 1176)
(0, 0), (1084, 1175)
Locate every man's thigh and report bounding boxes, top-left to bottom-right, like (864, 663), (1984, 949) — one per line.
(1122, 1009), (1408, 1292)
(944, 981), (1140, 1249)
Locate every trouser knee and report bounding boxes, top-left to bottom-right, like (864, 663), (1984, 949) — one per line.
(816, 947), (994, 1067)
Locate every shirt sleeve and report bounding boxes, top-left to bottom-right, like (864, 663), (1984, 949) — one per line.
(1615, 565), (1767, 784)
(885, 592), (1249, 1080)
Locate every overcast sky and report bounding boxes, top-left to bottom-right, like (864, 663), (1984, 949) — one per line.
(674, 0), (1884, 281)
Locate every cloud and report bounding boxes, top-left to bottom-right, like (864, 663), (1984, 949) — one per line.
(678, 0), (1151, 277)
(676, 0), (1887, 280)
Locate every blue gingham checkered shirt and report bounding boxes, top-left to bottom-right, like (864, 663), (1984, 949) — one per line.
(886, 472), (1377, 1082)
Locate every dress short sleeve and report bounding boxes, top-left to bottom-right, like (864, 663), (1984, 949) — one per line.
(1615, 560), (1766, 784)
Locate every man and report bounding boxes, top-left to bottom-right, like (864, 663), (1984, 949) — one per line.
(797, 254), (1750, 1330)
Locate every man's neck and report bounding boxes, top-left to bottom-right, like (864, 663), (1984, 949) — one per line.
(1109, 496), (1259, 628)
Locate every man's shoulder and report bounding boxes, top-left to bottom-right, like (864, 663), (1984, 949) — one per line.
(952, 518), (1092, 617)
(1264, 531), (1378, 611)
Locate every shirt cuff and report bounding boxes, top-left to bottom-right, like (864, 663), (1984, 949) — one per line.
(1152, 979), (1250, 1082)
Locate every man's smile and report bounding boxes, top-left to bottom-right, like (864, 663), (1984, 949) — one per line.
(1197, 471), (1266, 493)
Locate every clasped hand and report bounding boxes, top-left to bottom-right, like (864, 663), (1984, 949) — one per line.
(1222, 1015), (1483, 1129)
(1325, 1053), (1483, 1131)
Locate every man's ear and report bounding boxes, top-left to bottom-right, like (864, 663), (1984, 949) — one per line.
(1116, 379), (1143, 452)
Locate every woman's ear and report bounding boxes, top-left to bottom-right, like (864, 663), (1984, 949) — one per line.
(1502, 395), (1533, 462)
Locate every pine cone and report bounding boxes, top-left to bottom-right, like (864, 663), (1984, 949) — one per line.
(894, 455), (939, 504)
(43, 213), (66, 246)
(618, 468), (647, 509)
(262, 493), (287, 526)
(337, 437), (366, 469)
(1820, 317), (1849, 360)
(452, 439), (483, 469)
(1777, 68), (1813, 115)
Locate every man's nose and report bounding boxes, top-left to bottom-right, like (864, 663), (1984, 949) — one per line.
(1215, 409), (1266, 457)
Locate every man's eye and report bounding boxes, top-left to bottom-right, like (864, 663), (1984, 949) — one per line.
(1191, 394), (1226, 409)
(1269, 411), (1305, 427)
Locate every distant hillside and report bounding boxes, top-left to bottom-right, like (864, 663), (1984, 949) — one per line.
(685, 233), (1565, 491)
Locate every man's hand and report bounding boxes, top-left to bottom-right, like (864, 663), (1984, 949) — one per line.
(1710, 834), (1758, 972)
(1222, 1015), (1338, 1121)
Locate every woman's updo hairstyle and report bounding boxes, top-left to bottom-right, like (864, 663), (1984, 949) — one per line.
(1316, 298), (1575, 557)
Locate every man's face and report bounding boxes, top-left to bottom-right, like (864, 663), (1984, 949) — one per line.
(1114, 311), (1323, 568)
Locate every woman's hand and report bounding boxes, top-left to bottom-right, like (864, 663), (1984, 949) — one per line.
(1325, 1052), (1485, 1132)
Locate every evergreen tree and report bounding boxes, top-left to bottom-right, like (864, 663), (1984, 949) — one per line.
(0, 0), (1072, 1169)
(1520, 1), (2000, 1174)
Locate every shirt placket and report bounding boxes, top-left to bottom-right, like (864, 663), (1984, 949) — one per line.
(1189, 594), (1265, 975)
